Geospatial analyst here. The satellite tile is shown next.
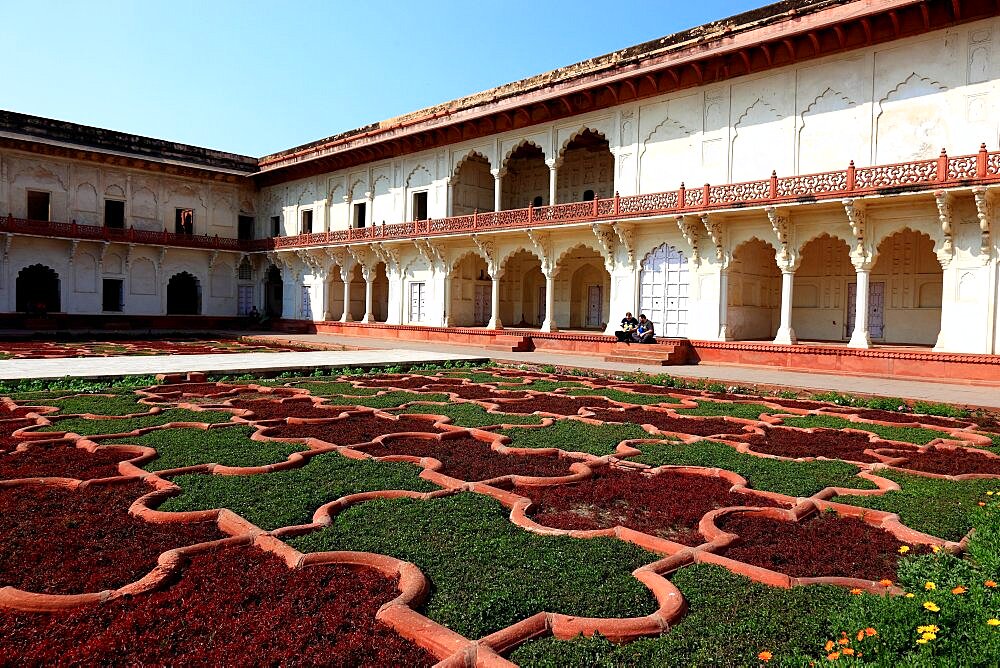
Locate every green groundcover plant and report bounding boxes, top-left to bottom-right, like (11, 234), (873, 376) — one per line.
(510, 497), (1000, 667)
(160, 452), (437, 530)
(392, 402), (545, 428)
(104, 426), (306, 472)
(34, 409), (234, 436)
(780, 415), (952, 446)
(288, 493), (658, 639)
(561, 387), (683, 406)
(631, 440), (875, 497)
(32, 394), (154, 416)
(497, 420), (653, 456)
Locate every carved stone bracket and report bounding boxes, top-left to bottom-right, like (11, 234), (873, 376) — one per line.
(934, 190), (954, 258)
(591, 223), (616, 273)
(412, 238), (446, 274)
(766, 206), (796, 268)
(472, 233), (502, 277)
(700, 214), (725, 262)
(843, 198), (868, 260)
(527, 230), (554, 276)
(611, 223), (636, 270)
(372, 242), (401, 275)
(676, 215), (701, 266)
(208, 250), (220, 271)
(973, 187), (993, 258)
(67, 239), (80, 266)
(157, 247), (168, 272)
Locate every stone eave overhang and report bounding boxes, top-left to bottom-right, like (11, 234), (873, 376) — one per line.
(254, 0), (997, 187)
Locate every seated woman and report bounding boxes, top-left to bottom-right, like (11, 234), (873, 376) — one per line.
(614, 312), (639, 343)
(632, 314), (656, 344)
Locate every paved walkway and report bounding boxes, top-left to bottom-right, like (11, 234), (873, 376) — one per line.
(254, 332), (1000, 409)
(0, 349), (487, 381)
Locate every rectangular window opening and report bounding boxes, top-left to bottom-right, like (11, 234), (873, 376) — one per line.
(104, 200), (125, 229)
(353, 202), (367, 228)
(102, 279), (124, 312)
(238, 215), (255, 240)
(174, 208), (194, 235)
(412, 191), (428, 221)
(300, 209), (313, 235)
(26, 191), (50, 222)
(270, 215), (281, 237)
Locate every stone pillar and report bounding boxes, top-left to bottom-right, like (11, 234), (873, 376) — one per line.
(718, 268), (730, 341)
(540, 270), (557, 332)
(340, 267), (353, 322)
(362, 266), (375, 323)
(444, 178), (454, 217)
(773, 265), (798, 345)
(487, 273), (503, 330)
(848, 260), (872, 349)
(492, 170), (502, 212)
(546, 159), (558, 205)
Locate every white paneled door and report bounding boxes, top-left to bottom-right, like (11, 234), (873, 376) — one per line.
(639, 244), (689, 337)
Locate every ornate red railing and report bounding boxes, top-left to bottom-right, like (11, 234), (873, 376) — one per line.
(3, 145), (999, 253)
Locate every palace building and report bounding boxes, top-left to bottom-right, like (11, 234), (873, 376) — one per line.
(3, 0), (1000, 377)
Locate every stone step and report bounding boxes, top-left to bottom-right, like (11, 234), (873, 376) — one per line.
(603, 340), (692, 366)
(489, 334), (534, 352)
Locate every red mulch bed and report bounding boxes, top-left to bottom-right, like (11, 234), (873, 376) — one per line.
(882, 446), (1000, 476)
(0, 544), (435, 667)
(0, 442), (132, 480)
(716, 513), (913, 580)
(358, 436), (572, 481)
(422, 384), (529, 400)
(588, 407), (748, 437)
(853, 409), (966, 428)
(0, 419), (39, 450)
(148, 382), (239, 397)
(497, 395), (617, 415)
(738, 426), (916, 463)
(515, 468), (782, 545)
(0, 405), (40, 419)
(764, 398), (853, 411)
(0, 482), (223, 594)
(227, 398), (342, 421)
(263, 415), (446, 446)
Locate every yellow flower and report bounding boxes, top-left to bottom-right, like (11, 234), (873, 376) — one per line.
(923, 602), (941, 612)
(988, 491), (994, 496)
(921, 632), (937, 640)
(924, 581), (937, 590)
(905, 593), (916, 598)
(899, 546), (911, 554)
(932, 545), (942, 554)
(988, 619), (1000, 627)
(917, 625), (939, 634)
(916, 638), (929, 645)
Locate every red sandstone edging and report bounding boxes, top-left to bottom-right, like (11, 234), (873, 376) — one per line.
(391, 403), (558, 431)
(14, 415), (242, 443)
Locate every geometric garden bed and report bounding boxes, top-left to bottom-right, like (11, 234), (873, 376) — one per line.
(1, 365), (999, 666)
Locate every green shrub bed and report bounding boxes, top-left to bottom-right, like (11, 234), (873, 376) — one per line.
(834, 471), (997, 541)
(34, 409), (234, 436)
(104, 426), (306, 472)
(497, 420), (654, 456)
(321, 391), (451, 409)
(284, 381), (379, 396)
(160, 452), (437, 530)
(780, 415), (952, 446)
(288, 493), (658, 639)
(630, 440), (875, 497)
(562, 388), (682, 406)
(674, 401), (777, 420)
(35, 394), (154, 416)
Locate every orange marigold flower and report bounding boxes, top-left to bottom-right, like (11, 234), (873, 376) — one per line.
(864, 627), (878, 637)
(825, 640), (835, 652)
(827, 651), (841, 661)
(842, 648), (855, 656)
(758, 650), (773, 662)
(952, 585), (968, 595)
(838, 637), (850, 646)
(857, 630), (865, 641)
(979, 502), (987, 506)
(986, 580), (998, 588)
(878, 579), (893, 587)
(850, 588), (863, 595)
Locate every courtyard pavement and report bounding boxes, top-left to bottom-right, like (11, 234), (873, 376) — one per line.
(0, 349), (487, 381)
(252, 332), (1000, 410)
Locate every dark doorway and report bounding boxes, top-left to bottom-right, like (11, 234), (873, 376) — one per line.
(26, 191), (51, 221)
(102, 279), (124, 312)
(105, 200), (126, 228)
(265, 265), (283, 318)
(16, 264), (60, 313)
(174, 208), (194, 235)
(238, 215), (255, 240)
(166, 272), (201, 315)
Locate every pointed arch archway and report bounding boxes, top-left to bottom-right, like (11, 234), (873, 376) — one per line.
(638, 243), (690, 337)
(791, 234), (853, 341)
(501, 142), (547, 210)
(727, 238), (780, 340)
(554, 244), (610, 330)
(166, 272), (201, 315)
(449, 252), (492, 327)
(498, 249), (545, 328)
(869, 228), (942, 345)
(264, 264), (283, 318)
(556, 129), (614, 204)
(16, 264), (60, 313)
(452, 151), (493, 215)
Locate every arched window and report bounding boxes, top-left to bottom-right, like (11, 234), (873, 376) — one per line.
(532, 196), (543, 207)
(583, 189), (595, 202)
(16, 264), (60, 313)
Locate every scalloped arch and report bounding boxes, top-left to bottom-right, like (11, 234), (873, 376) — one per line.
(498, 246), (542, 273)
(449, 249), (488, 273)
(872, 225), (943, 261)
(501, 139), (545, 170)
(405, 164), (433, 188)
(453, 150), (492, 178)
(557, 126), (611, 159)
(554, 242), (605, 274)
(796, 231), (852, 257)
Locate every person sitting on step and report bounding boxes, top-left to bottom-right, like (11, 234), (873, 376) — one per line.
(632, 314), (656, 344)
(614, 311), (639, 343)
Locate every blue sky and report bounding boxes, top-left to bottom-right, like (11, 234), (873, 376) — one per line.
(1, 1), (761, 156)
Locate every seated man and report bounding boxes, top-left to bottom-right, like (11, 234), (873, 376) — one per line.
(614, 311), (639, 343)
(632, 314), (656, 344)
